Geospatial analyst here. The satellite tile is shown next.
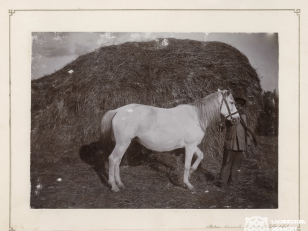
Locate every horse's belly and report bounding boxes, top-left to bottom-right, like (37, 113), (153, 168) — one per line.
(131, 105), (202, 151)
(136, 131), (185, 152)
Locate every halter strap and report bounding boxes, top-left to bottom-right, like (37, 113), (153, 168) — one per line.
(219, 91), (237, 125)
(226, 111), (238, 119)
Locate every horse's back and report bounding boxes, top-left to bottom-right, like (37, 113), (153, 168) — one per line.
(114, 103), (197, 129)
(111, 104), (157, 140)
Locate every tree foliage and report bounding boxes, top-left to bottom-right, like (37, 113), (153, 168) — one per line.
(257, 90), (279, 136)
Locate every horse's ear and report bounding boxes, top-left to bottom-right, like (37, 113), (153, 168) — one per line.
(218, 88), (221, 92)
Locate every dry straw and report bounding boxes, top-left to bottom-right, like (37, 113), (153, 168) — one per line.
(31, 38), (263, 165)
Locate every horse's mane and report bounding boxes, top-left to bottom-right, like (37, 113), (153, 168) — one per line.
(192, 91), (222, 132)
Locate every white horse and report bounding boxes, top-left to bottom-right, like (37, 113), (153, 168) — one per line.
(100, 89), (239, 192)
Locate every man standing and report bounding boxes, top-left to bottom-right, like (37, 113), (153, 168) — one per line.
(219, 97), (255, 188)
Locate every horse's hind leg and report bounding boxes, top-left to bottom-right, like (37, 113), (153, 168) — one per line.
(109, 142), (130, 192)
(183, 145), (196, 190)
(190, 147), (204, 175)
(108, 149), (119, 192)
(114, 142), (130, 188)
(108, 142), (129, 192)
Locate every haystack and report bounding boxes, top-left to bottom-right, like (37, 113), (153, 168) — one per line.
(31, 38), (262, 166)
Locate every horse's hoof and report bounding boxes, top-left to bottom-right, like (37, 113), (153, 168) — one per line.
(188, 185), (194, 190)
(118, 183), (125, 188)
(184, 182), (194, 190)
(111, 186), (120, 192)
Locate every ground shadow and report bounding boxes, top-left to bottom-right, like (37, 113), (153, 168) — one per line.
(79, 142), (110, 188)
(199, 168), (217, 182)
(144, 154), (182, 187)
(79, 141), (188, 189)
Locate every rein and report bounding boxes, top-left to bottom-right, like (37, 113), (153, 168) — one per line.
(239, 114), (258, 146)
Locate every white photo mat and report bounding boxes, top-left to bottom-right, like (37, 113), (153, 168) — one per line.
(1, 5), (306, 231)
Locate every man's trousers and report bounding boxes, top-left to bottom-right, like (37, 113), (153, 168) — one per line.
(220, 148), (243, 186)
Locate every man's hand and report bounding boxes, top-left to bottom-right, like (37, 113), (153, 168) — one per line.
(218, 121), (225, 132)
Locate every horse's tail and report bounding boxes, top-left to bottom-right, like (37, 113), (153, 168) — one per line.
(100, 110), (117, 150)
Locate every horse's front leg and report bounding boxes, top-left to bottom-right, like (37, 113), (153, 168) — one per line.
(190, 147), (204, 175)
(183, 145), (195, 190)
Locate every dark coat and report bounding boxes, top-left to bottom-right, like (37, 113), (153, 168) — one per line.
(224, 114), (251, 151)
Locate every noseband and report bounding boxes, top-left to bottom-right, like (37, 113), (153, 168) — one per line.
(219, 92), (237, 126)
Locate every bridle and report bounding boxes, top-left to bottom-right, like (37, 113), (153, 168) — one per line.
(217, 92), (258, 146)
(219, 91), (238, 126)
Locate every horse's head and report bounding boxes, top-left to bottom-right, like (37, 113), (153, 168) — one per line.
(218, 89), (240, 124)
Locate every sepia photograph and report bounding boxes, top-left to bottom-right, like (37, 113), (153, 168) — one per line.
(30, 32), (279, 209)
(2, 4), (307, 230)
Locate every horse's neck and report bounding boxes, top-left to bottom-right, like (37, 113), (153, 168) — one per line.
(195, 95), (220, 132)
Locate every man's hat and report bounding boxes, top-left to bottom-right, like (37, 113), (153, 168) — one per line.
(234, 97), (247, 106)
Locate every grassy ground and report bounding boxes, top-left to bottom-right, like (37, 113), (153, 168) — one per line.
(30, 136), (278, 209)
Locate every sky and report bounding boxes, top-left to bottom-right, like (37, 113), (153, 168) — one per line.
(32, 32), (278, 92)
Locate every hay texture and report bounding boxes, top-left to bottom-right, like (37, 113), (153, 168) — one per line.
(31, 38), (263, 162)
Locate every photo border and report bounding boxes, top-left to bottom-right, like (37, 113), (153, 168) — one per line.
(8, 9), (301, 231)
